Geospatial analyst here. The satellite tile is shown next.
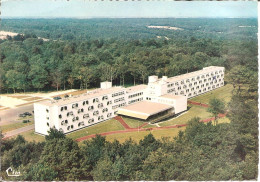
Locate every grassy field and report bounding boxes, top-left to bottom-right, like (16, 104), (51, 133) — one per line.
(104, 127), (186, 143)
(9, 130), (45, 143)
(217, 117), (231, 124)
(190, 84), (233, 104)
(121, 116), (145, 128)
(159, 105), (212, 127)
(1, 120), (34, 133)
(142, 123), (156, 129)
(67, 119), (125, 140)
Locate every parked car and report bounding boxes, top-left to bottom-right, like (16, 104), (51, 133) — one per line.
(53, 96), (62, 100)
(19, 113), (26, 117)
(24, 112), (32, 116)
(19, 112), (32, 117)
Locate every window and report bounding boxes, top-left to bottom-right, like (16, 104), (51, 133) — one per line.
(72, 103), (78, 108)
(83, 114), (89, 119)
(64, 106), (67, 110)
(59, 114), (62, 119)
(71, 125), (74, 129)
(107, 113), (112, 117)
(107, 101), (112, 105)
(65, 120), (68, 124)
(98, 116), (104, 120)
(78, 108), (84, 113)
(88, 118), (94, 123)
(88, 106), (94, 111)
(93, 111), (99, 116)
(98, 103), (104, 108)
(67, 126), (70, 130)
(102, 96), (108, 100)
(47, 122), (49, 126)
(61, 107), (63, 111)
(46, 109), (49, 113)
(46, 117), (49, 120)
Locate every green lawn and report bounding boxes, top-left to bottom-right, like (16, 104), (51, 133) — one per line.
(67, 119), (125, 140)
(1, 120), (34, 133)
(190, 84), (233, 104)
(10, 130), (45, 143)
(121, 116), (146, 128)
(159, 105), (212, 127)
(217, 117), (231, 124)
(105, 127), (186, 143)
(142, 123), (156, 129)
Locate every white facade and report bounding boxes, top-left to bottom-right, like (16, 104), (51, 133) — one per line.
(34, 66), (224, 135)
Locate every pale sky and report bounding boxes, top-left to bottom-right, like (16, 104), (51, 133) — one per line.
(1, 0), (258, 18)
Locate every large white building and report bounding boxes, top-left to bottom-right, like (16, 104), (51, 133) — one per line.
(34, 66), (224, 135)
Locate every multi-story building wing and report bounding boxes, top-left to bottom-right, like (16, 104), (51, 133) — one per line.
(147, 66), (225, 99)
(34, 66), (224, 135)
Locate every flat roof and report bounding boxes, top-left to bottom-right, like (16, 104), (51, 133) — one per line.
(126, 84), (147, 93)
(117, 101), (173, 120)
(154, 66), (224, 84)
(160, 94), (186, 100)
(37, 86), (125, 107)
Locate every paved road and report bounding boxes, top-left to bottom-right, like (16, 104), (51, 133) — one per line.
(2, 124), (34, 139)
(0, 104), (33, 126)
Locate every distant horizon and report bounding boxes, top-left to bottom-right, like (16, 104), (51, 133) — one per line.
(1, 17), (258, 20)
(2, 1), (258, 19)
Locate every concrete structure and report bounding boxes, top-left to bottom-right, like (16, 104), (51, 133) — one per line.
(34, 66), (224, 135)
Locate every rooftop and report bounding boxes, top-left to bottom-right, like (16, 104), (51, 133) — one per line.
(37, 86), (125, 107)
(126, 84), (147, 93)
(160, 94), (186, 100)
(117, 101), (173, 120)
(154, 66), (224, 84)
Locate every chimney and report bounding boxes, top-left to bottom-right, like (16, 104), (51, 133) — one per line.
(148, 76), (158, 83)
(100, 81), (112, 89)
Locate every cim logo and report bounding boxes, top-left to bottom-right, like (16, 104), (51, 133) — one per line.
(6, 167), (21, 177)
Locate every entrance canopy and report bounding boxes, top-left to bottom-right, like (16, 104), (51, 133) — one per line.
(117, 101), (173, 120)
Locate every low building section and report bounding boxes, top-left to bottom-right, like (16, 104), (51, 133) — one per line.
(34, 66), (224, 135)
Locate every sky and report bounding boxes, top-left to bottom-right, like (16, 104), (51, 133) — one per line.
(1, 0), (258, 18)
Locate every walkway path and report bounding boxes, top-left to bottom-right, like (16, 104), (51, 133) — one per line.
(114, 116), (131, 129)
(2, 125), (34, 139)
(76, 113), (227, 142)
(188, 100), (209, 108)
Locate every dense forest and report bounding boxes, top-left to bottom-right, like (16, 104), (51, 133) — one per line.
(0, 18), (258, 93)
(0, 18), (258, 180)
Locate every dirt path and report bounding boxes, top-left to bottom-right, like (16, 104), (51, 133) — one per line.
(188, 100), (209, 108)
(139, 122), (148, 129)
(114, 116), (131, 129)
(2, 125), (34, 140)
(76, 113), (227, 142)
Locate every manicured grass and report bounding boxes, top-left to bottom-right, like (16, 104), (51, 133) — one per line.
(121, 116), (145, 128)
(159, 105), (211, 127)
(190, 84), (233, 104)
(67, 119), (125, 140)
(1, 120), (34, 133)
(10, 130), (45, 143)
(104, 127), (186, 143)
(142, 124), (156, 129)
(217, 117), (231, 124)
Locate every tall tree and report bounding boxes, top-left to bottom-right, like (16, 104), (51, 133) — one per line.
(207, 98), (225, 125)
